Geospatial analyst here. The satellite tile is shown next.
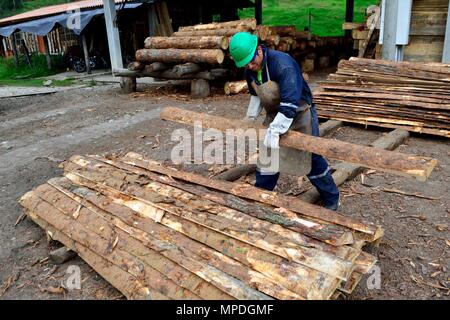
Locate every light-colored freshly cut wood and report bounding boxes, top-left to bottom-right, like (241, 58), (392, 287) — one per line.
(178, 18), (256, 32)
(224, 80), (248, 95)
(136, 48), (224, 64)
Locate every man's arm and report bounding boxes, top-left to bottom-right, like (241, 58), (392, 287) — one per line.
(264, 66), (302, 149)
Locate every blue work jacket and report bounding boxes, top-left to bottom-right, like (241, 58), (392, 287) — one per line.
(245, 46), (313, 119)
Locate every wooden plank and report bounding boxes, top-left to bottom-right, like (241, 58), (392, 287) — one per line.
(160, 107), (438, 181)
(120, 152), (382, 238)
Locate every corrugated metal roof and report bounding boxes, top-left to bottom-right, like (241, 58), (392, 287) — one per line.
(0, 0), (128, 26)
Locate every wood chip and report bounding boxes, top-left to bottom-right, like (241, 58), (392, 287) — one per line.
(14, 212), (27, 227)
(411, 275), (449, 291)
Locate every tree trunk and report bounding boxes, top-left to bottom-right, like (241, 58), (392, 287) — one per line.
(136, 48), (224, 64)
(191, 79), (210, 99)
(178, 18), (256, 32)
(224, 80), (248, 95)
(144, 36), (229, 50)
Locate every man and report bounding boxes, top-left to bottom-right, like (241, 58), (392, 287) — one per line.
(229, 32), (340, 211)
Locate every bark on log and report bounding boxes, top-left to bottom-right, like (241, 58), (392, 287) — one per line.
(49, 246), (77, 264)
(114, 68), (228, 80)
(224, 80), (248, 95)
(144, 36), (229, 50)
(127, 61), (145, 71)
(300, 129), (410, 203)
(268, 26), (296, 37)
(51, 176), (305, 300)
(136, 48), (224, 65)
(264, 35), (281, 46)
(64, 157), (355, 281)
(178, 18), (257, 32)
(86, 155), (356, 247)
(159, 107), (438, 182)
(191, 79), (210, 99)
(62, 161), (339, 299)
(23, 209), (154, 300)
(172, 29), (243, 37)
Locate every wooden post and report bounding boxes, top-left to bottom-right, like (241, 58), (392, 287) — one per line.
(43, 35), (52, 70)
(81, 33), (91, 74)
(120, 77), (137, 94)
(442, 0), (450, 62)
(20, 39), (32, 67)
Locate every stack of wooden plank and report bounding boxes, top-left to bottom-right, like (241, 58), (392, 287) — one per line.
(20, 152), (384, 300)
(314, 57), (450, 138)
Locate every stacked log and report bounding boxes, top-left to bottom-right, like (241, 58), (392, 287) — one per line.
(20, 152), (384, 300)
(314, 57), (450, 138)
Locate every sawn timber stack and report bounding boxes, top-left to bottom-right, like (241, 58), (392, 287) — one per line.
(20, 153), (384, 300)
(315, 57), (450, 138)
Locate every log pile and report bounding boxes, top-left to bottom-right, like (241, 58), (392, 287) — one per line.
(125, 19), (260, 82)
(19, 152), (384, 300)
(123, 18), (347, 93)
(314, 57), (450, 138)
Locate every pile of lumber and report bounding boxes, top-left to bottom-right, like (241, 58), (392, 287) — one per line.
(314, 57), (450, 138)
(20, 152), (384, 300)
(120, 19), (261, 81)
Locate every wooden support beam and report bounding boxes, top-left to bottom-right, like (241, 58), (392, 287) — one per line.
(159, 107), (438, 182)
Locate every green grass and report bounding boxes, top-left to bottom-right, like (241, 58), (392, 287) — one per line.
(239, 0), (380, 36)
(0, 53), (75, 87)
(0, 0), (74, 19)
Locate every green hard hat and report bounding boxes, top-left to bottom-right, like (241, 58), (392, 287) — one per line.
(229, 32), (258, 68)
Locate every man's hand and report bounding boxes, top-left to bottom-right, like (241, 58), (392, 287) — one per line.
(263, 112), (293, 149)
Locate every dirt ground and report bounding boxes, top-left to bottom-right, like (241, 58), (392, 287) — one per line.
(0, 76), (448, 300)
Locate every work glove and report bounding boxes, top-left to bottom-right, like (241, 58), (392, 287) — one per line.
(245, 95), (262, 121)
(263, 112), (293, 149)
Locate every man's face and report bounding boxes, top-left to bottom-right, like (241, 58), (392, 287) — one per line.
(245, 46), (263, 72)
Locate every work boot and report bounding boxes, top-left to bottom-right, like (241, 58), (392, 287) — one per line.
(325, 201), (340, 211)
